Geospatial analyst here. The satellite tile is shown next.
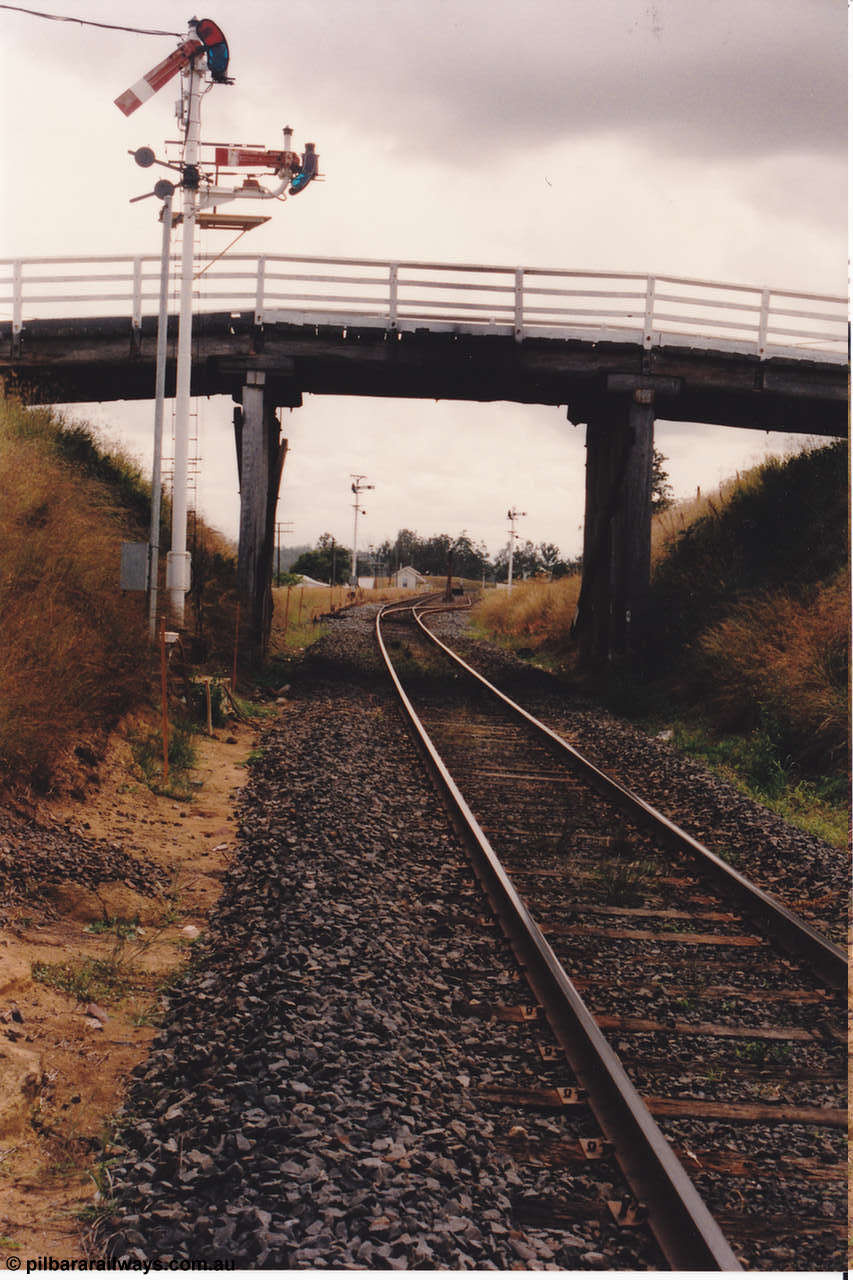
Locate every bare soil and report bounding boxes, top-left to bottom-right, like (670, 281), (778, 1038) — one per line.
(0, 715), (258, 1266)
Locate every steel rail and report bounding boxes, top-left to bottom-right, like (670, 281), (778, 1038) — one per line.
(412, 606), (847, 994)
(375, 601), (742, 1272)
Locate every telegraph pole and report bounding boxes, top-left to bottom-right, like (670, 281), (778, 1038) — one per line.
(507, 506), (526, 591)
(350, 475), (374, 585)
(275, 520), (294, 582)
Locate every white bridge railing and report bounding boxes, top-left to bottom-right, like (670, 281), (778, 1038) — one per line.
(0, 253), (847, 364)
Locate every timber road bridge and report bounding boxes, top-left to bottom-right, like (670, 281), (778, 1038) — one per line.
(1, 252), (846, 420)
(1, 252), (847, 658)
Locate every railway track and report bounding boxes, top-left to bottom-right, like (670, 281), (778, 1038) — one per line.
(376, 598), (848, 1272)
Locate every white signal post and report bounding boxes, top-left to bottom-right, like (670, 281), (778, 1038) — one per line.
(507, 506), (526, 592)
(147, 183), (175, 640)
(350, 475), (374, 586)
(116, 17), (321, 632)
(167, 44), (203, 624)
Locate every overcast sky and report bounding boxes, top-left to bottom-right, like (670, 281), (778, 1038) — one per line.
(1, 0), (846, 558)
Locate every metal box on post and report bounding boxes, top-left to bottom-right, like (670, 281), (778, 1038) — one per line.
(120, 541), (149, 591)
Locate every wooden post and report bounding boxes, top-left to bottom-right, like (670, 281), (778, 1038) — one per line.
(574, 392), (655, 662)
(236, 373), (269, 664)
(159, 615), (169, 783)
(613, 391), (654, 654)
(203, 677), (213, 736)
(236, 372), (292, 665)
(574, 407), (624, 663)
(232, 600), (240, 694)
(283, 585), (292, 640)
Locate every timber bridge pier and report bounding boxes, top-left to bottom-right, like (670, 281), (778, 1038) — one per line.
(1, 252), (847, 658)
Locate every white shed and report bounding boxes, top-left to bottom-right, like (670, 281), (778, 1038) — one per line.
(392, 566), (427, 590)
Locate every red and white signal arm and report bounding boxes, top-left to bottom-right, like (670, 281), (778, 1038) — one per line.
(214, 147), (300, 171)
(115, 39), (203, 116)
(114, 19), (231, 116)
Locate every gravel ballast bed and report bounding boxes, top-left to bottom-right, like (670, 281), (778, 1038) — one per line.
(100, 607), (663, 1271)
(0, 809), (166, 920)
(97, 604), (845, 1269)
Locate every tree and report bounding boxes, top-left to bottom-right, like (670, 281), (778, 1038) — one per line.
(291, 536), (351, 584)
(537, 541), (561, 573)
(452, 530), (491, 580)
(652, 448), (675, 513)
(537, 541), (580, 579)
(393, 528), (420, 569)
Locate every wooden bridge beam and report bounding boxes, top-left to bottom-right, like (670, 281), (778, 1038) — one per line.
(574, 390), (656, 664)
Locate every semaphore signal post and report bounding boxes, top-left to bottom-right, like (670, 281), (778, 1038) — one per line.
(115, 16), (320, 640)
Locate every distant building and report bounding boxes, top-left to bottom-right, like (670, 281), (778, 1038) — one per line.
(392, 565), (428, 590)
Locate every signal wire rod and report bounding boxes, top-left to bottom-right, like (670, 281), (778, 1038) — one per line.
(0, 4), (182, 35)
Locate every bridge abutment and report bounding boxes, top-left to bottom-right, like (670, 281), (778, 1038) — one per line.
(574, 390), (656, 664)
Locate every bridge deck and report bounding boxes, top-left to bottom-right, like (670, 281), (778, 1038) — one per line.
(0, 254), (847, 432)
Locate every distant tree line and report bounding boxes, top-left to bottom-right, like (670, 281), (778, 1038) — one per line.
(289, 528), (581, 584)
(287, 456), (674, 584)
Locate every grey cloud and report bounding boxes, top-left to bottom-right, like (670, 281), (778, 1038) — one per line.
(244, 0), (845, 163)
(6, 0), (843, 167)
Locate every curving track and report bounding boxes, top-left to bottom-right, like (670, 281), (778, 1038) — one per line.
(376, 598), (847, 1272)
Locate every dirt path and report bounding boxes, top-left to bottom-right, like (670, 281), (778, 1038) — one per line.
(0, 716), (258, 1267)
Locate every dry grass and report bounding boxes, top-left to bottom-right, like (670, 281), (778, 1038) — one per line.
(650, 470), (761, 566)
(692, 572), (849, 768)
(468, 473), (755, 654)
(472, 576), (581, 656)
(0, 397), (149, 785)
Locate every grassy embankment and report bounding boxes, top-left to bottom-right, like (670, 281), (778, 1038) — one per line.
(0, 393), (237, 794)
(0, 396), (150, 789)
(472, 442), (849, 846)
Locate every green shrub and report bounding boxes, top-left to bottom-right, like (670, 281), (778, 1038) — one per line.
(130, 724), (198, 787)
